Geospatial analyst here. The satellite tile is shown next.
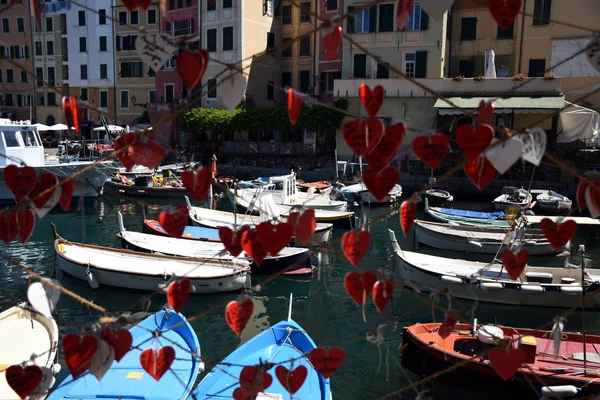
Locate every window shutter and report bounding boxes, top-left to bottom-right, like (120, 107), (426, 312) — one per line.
(369, 6), (377, 32)
(415, 51), (428, 78)
(0, 46), (4, 59)
(190, 19), (194, 32)
(166, 22), (171, 32)
(11, 46), (17, 59)
(421, 9), (429, 31)
(543, 0), (552, 23)
(116, 37), (121, 51)
(320, 72), (325, 92)
(25, 46), (29, 58)
(347, 6), (355, 33)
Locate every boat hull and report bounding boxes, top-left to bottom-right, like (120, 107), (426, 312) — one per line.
(359, 185), (402, 204)
(103, 180), (186, 198)
(537, 200), (572, 214)
(424, 190), (453, 207)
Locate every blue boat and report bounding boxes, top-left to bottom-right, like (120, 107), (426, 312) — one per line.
(49, 309), (202, 400)
(194, 295), (331, 399)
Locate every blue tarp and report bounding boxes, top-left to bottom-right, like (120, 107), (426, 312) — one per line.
(438, 207), (505, 220)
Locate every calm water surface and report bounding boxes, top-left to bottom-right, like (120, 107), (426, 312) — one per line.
(1, 196), (599, 400)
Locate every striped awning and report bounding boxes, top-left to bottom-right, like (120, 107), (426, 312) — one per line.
(434, 95), (565, 115)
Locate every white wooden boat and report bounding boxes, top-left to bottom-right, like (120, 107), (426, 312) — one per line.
(492, 186), (533, 212)
(414, 219), (570, 255)
(389, 229), (600, 309)
(184, 196), (332, 247)
(425, 198), (510, 228)
(424, 189), (453, 207)
(359, 184), (402, 204)
(0, 303), (61, 400)
(52, 225), (250, 293)
(535, 190), (572, 213)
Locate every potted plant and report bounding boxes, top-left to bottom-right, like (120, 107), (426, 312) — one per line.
(513, 73), (525, 81)
(453, 75), (464, 82)
(544, 72), (555, 80)
(474, 75), (486, 82)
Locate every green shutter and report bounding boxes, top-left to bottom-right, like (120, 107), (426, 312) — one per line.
(369, 5), (377, 32)
(421, 9), (429, 31)
(320, 73), (326, 92)
(347, 6), (355, 33)
(415, 51), (428, 78)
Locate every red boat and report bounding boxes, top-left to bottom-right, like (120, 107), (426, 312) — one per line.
(297, 180), (331, 193)
(401, 322), (600, 398)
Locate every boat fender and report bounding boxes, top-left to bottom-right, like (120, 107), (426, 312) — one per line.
(477, 325), (504, 345)
(52, 363), (62, 375)
(478, 282), (504, 290)
(519, 285), (545, 293)
(540, 385), (579, 397)
(440, 275), (463, 284)
(559, 286), (583, 295)
(86, 265), (100, 290)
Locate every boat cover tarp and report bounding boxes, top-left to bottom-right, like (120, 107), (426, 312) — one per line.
(558, 102), (600, 144)
(438, 207), (505, 220)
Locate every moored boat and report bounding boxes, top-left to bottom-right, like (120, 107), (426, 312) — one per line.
(143, 218), (222, 242)
(424, 188), (454, 207)
(492, 186), (533, 212)
(535, 189), (573, 214)
(102, 174), (186, 198)
(297, 180), (332, 195)
(425, 198), (510, 228)
(359, 184), (402, 205)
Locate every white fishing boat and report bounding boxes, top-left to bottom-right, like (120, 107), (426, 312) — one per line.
(0, 303), (61, 400)
(184, 196), (332, 247)
(0, 119), (116, 206)
(492, 186), (533, 212)
(359, 184), (402, 204)
(414, 219), (570, 255)
(52, 224), (250, 293)
(535, 189), (572, 214)
(423, 189), (453, 207)
(389, 229), (600, 309)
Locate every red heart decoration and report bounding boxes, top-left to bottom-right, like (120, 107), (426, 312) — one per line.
(238, 366), (272, 398)
(256, 221), (294, 257)
(395, 0), (414, 30)
(488, 0), (522, 30)
(478, 100), (495, 123)
(577, 180), (589, 213)
(463, 156), (497, 190)
(63, 334), (98, 379)
(362, 166), (399, 202)
(341, 230), (371, 267)
(0, 209), (18, 244)
(584, 180), (600, 218)
(293, 209), (316, 245)
(4, 165), (37, 202)
(399, 200), (418, 237)
(128, 137), (165, 169)
(225, 298), (254, 335)
(241, 229), (268, 266)
(502, 249), (529, 280)
(372, 279), (393, 313)
(287, 89), (303, 126)
(364, 122), (406, 173)
(219, 226), (250, 257)
(323, 26), (342, 62)
(344, 271), (377, 306)
(489, 348), (525, 381)
(181, 168), (213, 203)
(439, 310), (461, 338)
(140, 346), (175, 381)
(411, 133), (449, 170)
(5, 365), (43, 399)
(167, 278), (190, 313)
(101, 328), (133, 362)
(158, 205), (188, 238)
(359, 84), (384, 118)
(62, 96), (81, 136)
(114, 133), (136, 170)
(59, 179), (75, 211)
(177, 50), (209, 90)
(29, 173), (58, 210)
(275, 366), (307, 394)
(16, 209), (35, 244)
(31, 0), (42, 30)
(309, 347), (345, 379)
(122, 0), (152, 10)
(342, 118), (383, 158)
(456, 123), (494, 161)
(540, 219), (578, 250)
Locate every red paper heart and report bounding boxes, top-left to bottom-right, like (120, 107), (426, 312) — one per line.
(502, 249), (529, 280)
(31, 0), (42, 30)
(372, 279), (393, 313)
(540, 219), (578, 250)
(400, 200), (417, 237)
(488, 0), (522, 30)
(309, 347), (345, 379)
(411, 133), (449, 170)
(140, 346), (175, 381)
(256, 221), (294, 257)
(341, 230), (371, 267)
(359, 84), (384, 118)
(0, 210), (18, 244)
(158, 205), (188, 238)
(241, 229), (268, 266)
(478, 100), (495, 123)
(63, 334), (98, 379)
(167, 278), (190, 313)
(293, 209), (316, 245)
(59, 179), (75, 211)
(29, 173), (58, 210)
(275, 366), (307, 394)
(342, 118), (383, 158)
(344, 271), (377, 306)
(114, 133), (137, 170)
(323, 26), (342, 61)
(177, 50), (209, 89)
(16, 209), (35, 244)
(362, 166), (399, 201)
(584, 180), (600, 218)
(456, 123), (494, 161)
(5, 365), (43, 399)
(439, 310), (461, 338)
(62, 96), (81, 136)
(287, 89), (303, 126)
(489, 348), (525, 381)
(395, 0), (414, 30)
(128, 137), (165, 169)
(181, 168), (213, 203)
(219, 226), (250, 257)
(4, 165), (37, 202)
(577, 180), (589, 213)
(238, 366), (272, 398)
(122, 0), (152, 10)
(101, 328), (133, 362)
(364, 122), (406, 173)
(225, 298), (254, 335)
(464, 156), (498, 190)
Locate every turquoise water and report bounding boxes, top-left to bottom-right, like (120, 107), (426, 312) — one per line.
(1, 196), (599, 400)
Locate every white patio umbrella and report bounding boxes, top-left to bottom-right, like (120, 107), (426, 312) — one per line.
(48, 123), (69, 131)
(93, 125), (123, 132)
(33, 123), (51, 131)
(485, 50), (497, 79)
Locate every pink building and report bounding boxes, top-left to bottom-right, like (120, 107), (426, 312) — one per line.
(155, 0), (200, 104)
(317, 0), (343, 103)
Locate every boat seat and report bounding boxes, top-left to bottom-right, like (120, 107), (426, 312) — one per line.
(525, 271), (553, 284)
(572, 353), (600, 364)
(520, 336), (537, 364)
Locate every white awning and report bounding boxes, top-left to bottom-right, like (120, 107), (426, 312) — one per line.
(434, 96), (565, 115)
(557, 101), (600, 144)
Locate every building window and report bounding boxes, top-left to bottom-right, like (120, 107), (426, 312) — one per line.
(35, 41), (42, 56)
(47, 93), (56, 106)
(99, 9), (107, 24)
(353, 54), (366, 78)
(299, 36), (310, 56)
(120, 61), (144, 77)
(99, 36), (107, 52)
(119, 11), (127, 25)
(207, 79), (217, 98)
(406, 4), (429, 31)
(80, 88), (88, 101)
(497, 21), (514, 39)
(282, 5), (292, 25)
(207, 0), (215, 11)
(17, 17), (24, 32)
(281, 72), (291, 89)
(79, 37), (87, 52)
(37, 92), (45, 106)
(78, 10), (85, 26)
(130, 11), (139, 25)
(17, 95), (22, 107)
(47, 67), (55, 85)
(267, 32), (275, 50)
(81, 108), (88, 121)
(147, 9), (157, 24)
(117, 35), (137, 51)
(300, 2), (310, 23)
(460, 17), (477, 41)
(376, 63), (389, 79)
(458, 59), (475, 77)
(497, 68), (509, 77)
(0, 69), (2, 83)
(148, 67), (155, 77)
(299, 70), (310, 92)
(80, 64), (87, 79)
(20, 70), (27, 83)
(528, 59), (546, 77)
(404, 52), (415, 77)
(267, 81), (274, 100)
(47, 41), (54, 55)
(178, 0), (183, 8)
(20, 46), (28, 59)
(149, 89), (156, 104)
(355, 9), (369, 33)
(378, 4), (394, 32)
(4, 94), (13, 107)
(165, 84), (175, 102)
(6, 69), (13, 83)
(165, 57), (176, 69)
(325, 0), (337, 11)
(533, 0), (551, 25)
(207, 29), (217, 52)
(282, 38), (292, 57)
(169, 19), (193, 36)
(223, 0), (232, 8)
(120, 90), (129, 108)
(100, 64), (108, 79)
(2, 18), (9, 33)
(320, 71), (341, 92)
(36, 68), (43, 87)
(45, 17), (53, 31)
(3, 47), (11, 59)
(223, 27), (233, 51)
